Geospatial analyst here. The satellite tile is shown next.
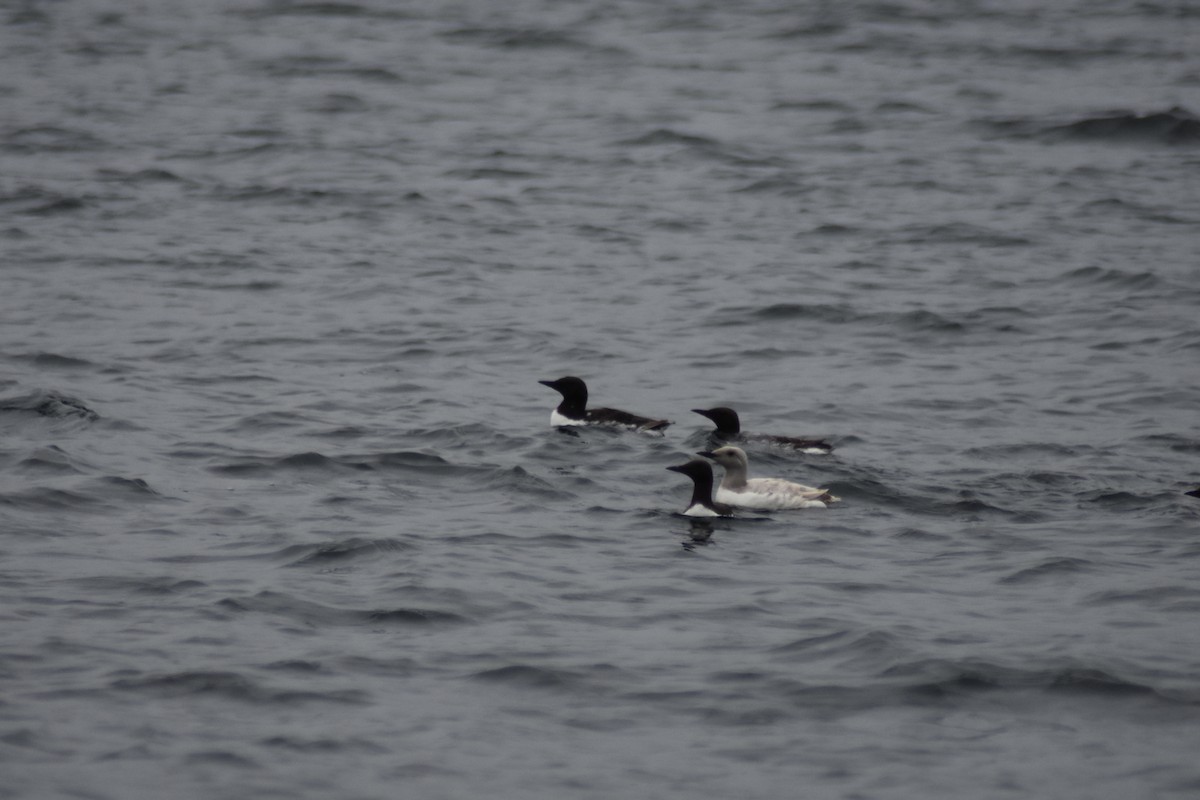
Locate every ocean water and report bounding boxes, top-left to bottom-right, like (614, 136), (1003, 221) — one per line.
(2, 1), (1199, 798)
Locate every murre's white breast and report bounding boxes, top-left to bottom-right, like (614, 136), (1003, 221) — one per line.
(682, 503), (724, 518)
(550, 409), (586, 426)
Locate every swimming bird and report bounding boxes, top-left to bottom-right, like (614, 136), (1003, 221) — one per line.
(1186, 486), (1200, 498)
(666, 459), (734, 517)
(539, 376), (671, 432)
(692, 406), (832, 453)
(699, 445), (838, 510)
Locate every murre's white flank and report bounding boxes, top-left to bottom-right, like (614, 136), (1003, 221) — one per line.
(693, 407), (832, 453)
(700, 446), (839, 510)
(539, 376), (670, 432)
(666, 459), (734, 517)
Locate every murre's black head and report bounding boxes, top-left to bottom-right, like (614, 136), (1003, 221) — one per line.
(667, 459), (731, 516)
(666, 459), (713, 480)
(539, 376), (587, 400)
(692, 406), (741, 434)
(539, 376), (589, 417)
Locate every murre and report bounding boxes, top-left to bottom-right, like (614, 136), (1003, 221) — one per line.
(692, 406), (832, 454)
(699, 445), (838, 510)
(666, 459), (734, 517)
(539, 376), (671, 432)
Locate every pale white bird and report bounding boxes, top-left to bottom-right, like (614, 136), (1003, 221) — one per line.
(699, 446), (839, 510)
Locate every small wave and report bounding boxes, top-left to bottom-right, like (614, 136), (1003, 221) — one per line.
(1085, 490), (1163, 512)
(900, 221), (1033, 248)
(281, 536), (414, 568)
(96, 166), (186, 183)
(1075, 196), (1194, 226)
(1047, 668), (1162, 697)
(890, 527), (952, 542)
(894, 488), (1022, 520)
(15, 445), (88, 476)
(240, 2), (413, 20)
(482, 465), (572, 500)
(260, 735), (388, 754)
(810, 222), (865, 237)
(9, 351), (95, 369)
(0, 486), (109, 512)
(1047, 107), (1200, 145)
(217, 590), (468, 627)
(874, 100), (934, 115)
(253, 55), (404, 83)
(336, 655), (421, 678)
(151, 540), (343, 564)
(311, 92), (371, 114)
(616, 127), (784, 168)
(962, 442), (1086, 461)
(617, 128), (720, 149)
(111, 670), (367, 705)
(766, 20), (848, 39)
(373, 450), (453, 470)
(962, 305), (1035, 332)
(275, 452), (348, 469)
(772, 98), (854, 112)
(96, 475), (162, 496)
(731, 175), (812, 195)
(68, 575), (207, 595)
(881, 659), (1178, 704)
(209, 450), (378, 476)
(469, 664), (581, 690)
(219, 410), (309, 435)
(261, 660), (324, 674)
(184, 750), (259, 768)
(1137, 434), (1200, 454)
(2, 125), (108, 153)
(729, 302), (1014, 339)
(367, 608), (463, 624)
(441, 26), (595, 51)
(743, 302), (856, 324)
(370, 450), (515, 482)
(978, 470), (1090, 498)
(14, 194), (87, 215)
(215, 183), (375, 206)
(0, 474), (167, 513)
(1090, 585), (1200, 613)
(1055, 265), (1161, 290)
(0, 389), (98, 421)
(770, 629), (907, 666)
(889, 308), (967, 333)
(444, 167), (540, 181)
(999, 556), (1094, 585)
(979, 107), (1200, 146)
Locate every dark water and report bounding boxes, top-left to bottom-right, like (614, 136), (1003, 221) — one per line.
(3, 1), (1199, 798)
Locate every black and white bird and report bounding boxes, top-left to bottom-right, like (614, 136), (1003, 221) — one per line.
(692, 406), (832, 454)
(699, 445), (838, 510)
(666, 459), (734, 517)
(539, 376), (670, 432)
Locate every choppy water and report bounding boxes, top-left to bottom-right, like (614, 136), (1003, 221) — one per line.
(3, 1), (1199, 798)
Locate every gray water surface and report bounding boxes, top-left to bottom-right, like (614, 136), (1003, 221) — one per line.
(2, 2), (1199, 798)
